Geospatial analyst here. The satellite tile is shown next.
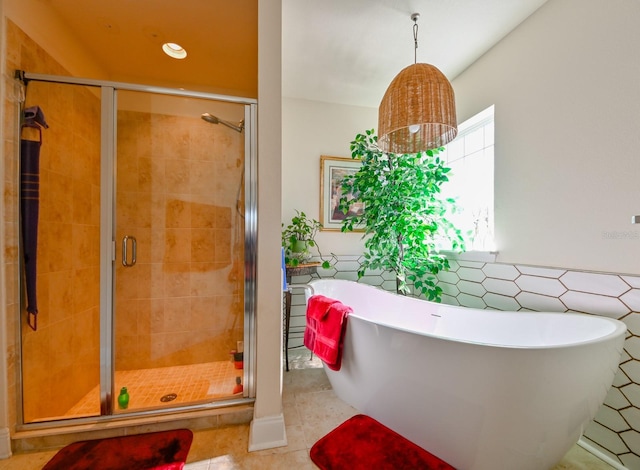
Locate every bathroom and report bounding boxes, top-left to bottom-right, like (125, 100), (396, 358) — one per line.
(2, 0), (640, 469)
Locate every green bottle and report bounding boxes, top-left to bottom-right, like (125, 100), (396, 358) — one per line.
(117, 387), (129, 409)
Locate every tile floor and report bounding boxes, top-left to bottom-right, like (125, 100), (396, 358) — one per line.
(0, 350), (616, 469)
(64, 361), (243, 418)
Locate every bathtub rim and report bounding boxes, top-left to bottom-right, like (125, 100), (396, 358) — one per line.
(307, 278), (628, 351)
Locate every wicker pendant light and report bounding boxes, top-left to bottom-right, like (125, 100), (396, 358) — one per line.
(378, 13), (457, 154)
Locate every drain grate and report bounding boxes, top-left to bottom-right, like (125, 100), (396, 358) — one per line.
(160, 393), (177, 403)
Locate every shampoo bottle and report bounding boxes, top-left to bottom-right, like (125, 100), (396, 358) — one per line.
(118, 387), (130, 409)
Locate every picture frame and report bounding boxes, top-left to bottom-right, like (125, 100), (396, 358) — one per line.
(319, 155), (364, 232)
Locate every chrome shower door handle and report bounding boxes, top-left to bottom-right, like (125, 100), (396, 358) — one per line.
(122, 235), (137, 267)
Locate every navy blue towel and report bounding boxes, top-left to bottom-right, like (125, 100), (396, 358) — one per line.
(20, 106), (48, 330)
(20, 135), (41, 320)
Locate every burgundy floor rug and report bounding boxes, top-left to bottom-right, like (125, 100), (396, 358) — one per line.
(310, 414), (455, 470)
(42, 428), (193, 470)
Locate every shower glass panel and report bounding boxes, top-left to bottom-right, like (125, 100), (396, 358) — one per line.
(20, 80), (102, 423)
(113, 91), (246, 412)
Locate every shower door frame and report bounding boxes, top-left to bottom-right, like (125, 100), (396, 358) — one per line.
(17, 71), (258, 427)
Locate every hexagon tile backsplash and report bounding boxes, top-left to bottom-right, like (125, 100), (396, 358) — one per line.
(287, 255), (640, 469)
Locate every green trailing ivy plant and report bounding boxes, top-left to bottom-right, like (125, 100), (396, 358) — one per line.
(339, 130), (464, 301)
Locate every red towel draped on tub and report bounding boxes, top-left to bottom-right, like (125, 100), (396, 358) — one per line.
(304, 295), (352, 371)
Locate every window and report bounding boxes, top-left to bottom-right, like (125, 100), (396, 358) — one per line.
(439, 105), (495, 251)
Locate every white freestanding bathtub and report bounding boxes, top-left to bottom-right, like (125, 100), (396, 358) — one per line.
(306, 279), (626, 470)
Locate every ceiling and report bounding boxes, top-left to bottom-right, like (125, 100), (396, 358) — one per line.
(44, 0), (259, 98)
(284, 0), (550, 107)
(46, 0), (550, 108)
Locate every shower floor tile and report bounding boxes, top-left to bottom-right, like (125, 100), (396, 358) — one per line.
(65, 361), (242, 418)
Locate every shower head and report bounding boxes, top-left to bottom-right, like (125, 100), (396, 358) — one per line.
(201, 113), (244, 133)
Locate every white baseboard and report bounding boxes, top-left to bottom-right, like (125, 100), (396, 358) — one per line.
(578, 438), (627, 470)
(0, 427), (11, 459)
(248, 413), (287, 452)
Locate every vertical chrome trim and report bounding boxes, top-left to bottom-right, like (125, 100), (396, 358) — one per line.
(12, 76), (25, 427)
(100, 86), (116, 415)
(244, 103), (258, 397)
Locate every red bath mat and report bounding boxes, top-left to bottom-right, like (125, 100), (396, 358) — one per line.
(42, 428), (193, 470)
(310, 414), (455, 470)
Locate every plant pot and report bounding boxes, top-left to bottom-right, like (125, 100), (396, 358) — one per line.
(291, 239), (307, 252)
(290, 240), (312, 263)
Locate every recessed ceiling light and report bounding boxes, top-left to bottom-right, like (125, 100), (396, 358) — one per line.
(162, 42), (187, 59)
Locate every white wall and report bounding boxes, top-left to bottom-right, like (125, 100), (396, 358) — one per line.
(282, 97), (376, 256)
(252, 0), (284, 434)
(453, 0), (640, 275)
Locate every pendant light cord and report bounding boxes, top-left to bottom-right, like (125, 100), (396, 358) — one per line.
(413, 17), (418, 64)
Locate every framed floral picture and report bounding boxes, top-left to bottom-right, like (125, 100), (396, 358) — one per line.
(319, 155), (364, 231)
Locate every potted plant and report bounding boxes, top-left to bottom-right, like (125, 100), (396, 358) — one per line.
(282, 210), (330, 268)
(338, 129), (464, 301)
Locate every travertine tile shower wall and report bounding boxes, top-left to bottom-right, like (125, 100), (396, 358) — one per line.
(288, 255), (640, 468)
(115, 110), (245, 370)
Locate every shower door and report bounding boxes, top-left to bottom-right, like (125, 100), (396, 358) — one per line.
(18, 80), (103, 423)
(111, 90), (249, 413)
(17, 72), (256, 425)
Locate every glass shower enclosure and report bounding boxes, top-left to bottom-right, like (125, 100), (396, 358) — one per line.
(17, 72), (256, 425)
